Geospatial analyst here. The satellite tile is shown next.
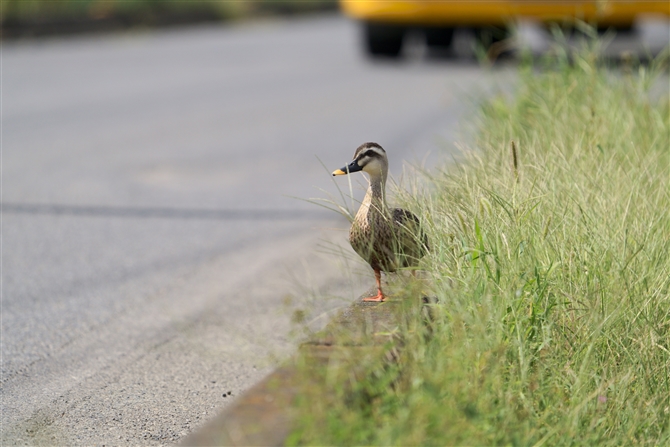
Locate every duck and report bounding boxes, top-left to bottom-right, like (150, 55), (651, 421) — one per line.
(332, 142), (428, 302)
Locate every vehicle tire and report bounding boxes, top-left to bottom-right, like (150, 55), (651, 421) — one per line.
(424, 26), (455, 49)
(363, 22), (405, 58)
(474, 26), (512, 59)
(474, 26), (510, 48)
(598, 24), (635, 34)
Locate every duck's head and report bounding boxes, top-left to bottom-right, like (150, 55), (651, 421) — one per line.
(332, 142), (388, 178)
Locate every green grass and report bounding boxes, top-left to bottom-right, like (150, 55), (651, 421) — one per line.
(1, 0), (336, 25)
(290, 46), (670, 446)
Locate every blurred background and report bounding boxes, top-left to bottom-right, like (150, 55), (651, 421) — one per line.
(1, 0), (337, 37)
(2, 1), (668, 445)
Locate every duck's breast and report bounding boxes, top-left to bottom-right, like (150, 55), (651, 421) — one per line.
(349, 209), (397, 272)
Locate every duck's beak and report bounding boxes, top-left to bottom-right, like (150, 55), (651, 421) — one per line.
(332, 159), (363, 176)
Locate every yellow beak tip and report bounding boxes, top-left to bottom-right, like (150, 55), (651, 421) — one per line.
(332, 169), (346, 176)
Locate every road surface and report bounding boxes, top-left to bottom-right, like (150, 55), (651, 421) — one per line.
(2, 13), (666, 446)
(1, 15), (496, 445)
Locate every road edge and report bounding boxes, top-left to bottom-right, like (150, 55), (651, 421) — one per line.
(180, 299), (402, 446)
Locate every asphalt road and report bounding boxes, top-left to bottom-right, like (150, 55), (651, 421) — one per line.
(1, 15), (498, 446)
(2, 14), (666, 446)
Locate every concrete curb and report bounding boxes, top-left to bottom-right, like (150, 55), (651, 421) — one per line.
(180, 300), (401, 446)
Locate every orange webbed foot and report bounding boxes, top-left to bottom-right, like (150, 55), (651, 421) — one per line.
(362, 291), (386, 302)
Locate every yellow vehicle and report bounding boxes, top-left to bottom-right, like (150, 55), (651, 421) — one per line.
(340, 1), (670, 56)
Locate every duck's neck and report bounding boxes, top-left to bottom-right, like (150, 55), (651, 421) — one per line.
(361, 172), (387, 214)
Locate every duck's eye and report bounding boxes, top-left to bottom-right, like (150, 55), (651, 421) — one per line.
(356, 151), (377, 165)
(356, 156), (368, 166)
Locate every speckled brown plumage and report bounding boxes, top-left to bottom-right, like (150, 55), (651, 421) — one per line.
(333, 142), (428, 302)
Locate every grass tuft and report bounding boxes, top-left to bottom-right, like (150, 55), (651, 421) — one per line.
(291, 43), (670, 446)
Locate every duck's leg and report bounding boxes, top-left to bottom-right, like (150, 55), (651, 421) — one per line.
(363, 269), (385, 302)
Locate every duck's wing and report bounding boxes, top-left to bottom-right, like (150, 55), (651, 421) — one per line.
(392, 208), (430, 263)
